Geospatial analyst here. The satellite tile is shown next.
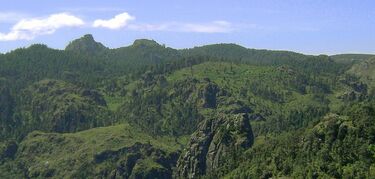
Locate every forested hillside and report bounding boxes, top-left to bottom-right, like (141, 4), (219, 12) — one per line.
(0, 34), (374, 178)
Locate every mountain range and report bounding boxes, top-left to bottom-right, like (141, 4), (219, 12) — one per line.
(0, 34), (374, 178)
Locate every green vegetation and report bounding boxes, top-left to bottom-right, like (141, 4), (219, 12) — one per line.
(331, 53), (375, 63)
(65, 34), (108, 56)
(15, 79), (113, 137)
(225, 103), (375, 178)
(0, 34), (374, 178)
(347, 57), (375, 90)
(0, 123), (185, 178)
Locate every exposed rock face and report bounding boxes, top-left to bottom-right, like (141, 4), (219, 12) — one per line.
(198, 78), (221, 108)
(176, 113), (254, 178)
(202, 83), (219, 108)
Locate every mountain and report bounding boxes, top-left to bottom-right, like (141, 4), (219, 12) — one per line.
(107, 38), (181, 75)
(65, 34), (108, 55)
(132, 39), (162, 48)
(0, 35), (374, 178)
(181, 43), (309, 66)
(331, 54), (375, 63)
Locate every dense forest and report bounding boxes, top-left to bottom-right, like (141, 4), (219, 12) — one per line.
(0, 34), (374, 178)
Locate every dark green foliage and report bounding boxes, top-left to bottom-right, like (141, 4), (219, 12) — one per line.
(181, 43), (308, 66)
(65, 34), (108, 56)
(120, 75), (206, 136)
(225, 104), (375, 178)
(0, 44), (106, 91)
(0, 78), (15, 140)
(0, 141), (17, 163)
(15, 79), (113, 136)
(0, 35), (374, 178)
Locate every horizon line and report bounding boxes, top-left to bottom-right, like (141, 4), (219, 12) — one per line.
(1, 34), (374, 57)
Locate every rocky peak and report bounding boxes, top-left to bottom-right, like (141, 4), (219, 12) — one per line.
(65, 34), (108, 55)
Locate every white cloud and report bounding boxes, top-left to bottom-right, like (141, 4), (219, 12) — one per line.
(128, 21), (234, 33)
(128, 23), (169, 31)
(91, 12), (234, 33)
(0, 11), (244, 41)
(0, 12), (28, 23)
(180, 21), (233, 33)
(93, 12), (135, 30)
(0, 13), (84, 41)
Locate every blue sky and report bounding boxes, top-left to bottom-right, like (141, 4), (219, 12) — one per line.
(0, 0), (374, 55)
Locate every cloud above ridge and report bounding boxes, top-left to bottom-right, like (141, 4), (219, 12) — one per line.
(93, 12), (234, 33)
(93, 12), (135, 29)
(0, 11), (239, 41)
(0, 13), (84, 41)
(128, 20), (234, 33)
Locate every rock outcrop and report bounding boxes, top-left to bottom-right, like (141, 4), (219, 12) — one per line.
(176, 113), (254, 178)
(199, 80), (220, 108)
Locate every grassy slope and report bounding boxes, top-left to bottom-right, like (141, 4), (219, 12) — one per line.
(0, 123), (187, 178)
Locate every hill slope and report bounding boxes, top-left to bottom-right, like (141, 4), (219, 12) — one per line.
(0, 123), (185, 178)
(0, 35), (374, 178)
